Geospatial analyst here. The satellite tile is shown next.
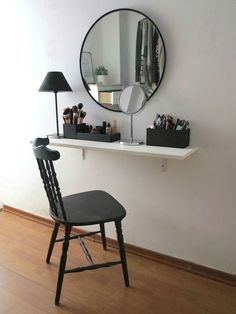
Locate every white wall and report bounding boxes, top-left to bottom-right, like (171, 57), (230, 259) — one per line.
(1, 0), (236, 275)
(84, 12), (121, 84)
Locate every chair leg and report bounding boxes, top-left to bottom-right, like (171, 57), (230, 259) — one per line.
(115, 220), (129, 287)
(100, 223), (107, 250)
(55, 226), (71, 306)
(46, 222), (60, 264)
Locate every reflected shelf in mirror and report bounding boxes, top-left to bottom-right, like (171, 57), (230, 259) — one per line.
(89, 84), (123, 111)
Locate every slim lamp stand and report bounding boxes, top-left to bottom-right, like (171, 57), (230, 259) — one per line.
(54, 92), (59, 138)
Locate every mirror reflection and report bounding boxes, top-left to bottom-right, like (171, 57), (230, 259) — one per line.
(119, 85), (146, 115)
(80, 9), (166, 111)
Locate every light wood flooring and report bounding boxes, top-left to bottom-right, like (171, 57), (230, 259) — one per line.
(0, 210), (236, 314)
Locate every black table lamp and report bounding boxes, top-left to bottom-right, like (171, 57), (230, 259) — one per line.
(39, 71), (72, 138)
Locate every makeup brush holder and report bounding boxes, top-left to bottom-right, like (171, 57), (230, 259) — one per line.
(146, 128), (190, 148)
(63, 124), (120, 142)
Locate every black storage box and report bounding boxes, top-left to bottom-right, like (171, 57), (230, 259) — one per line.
(63, 124), (120, 142)
(146, 128), (190, 148)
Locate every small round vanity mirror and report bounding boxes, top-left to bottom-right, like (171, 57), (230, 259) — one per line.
(80, 8), (166, 112)
(119, 85), (146, 145)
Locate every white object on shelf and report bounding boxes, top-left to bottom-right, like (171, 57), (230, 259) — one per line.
(46, 138), (198, 171)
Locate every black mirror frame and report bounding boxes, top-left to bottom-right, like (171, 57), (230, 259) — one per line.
(79, 8), (166, 112)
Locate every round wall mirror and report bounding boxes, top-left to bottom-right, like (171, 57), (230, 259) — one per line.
(119, 85), (146, 145)
(80, 8), (166, 112)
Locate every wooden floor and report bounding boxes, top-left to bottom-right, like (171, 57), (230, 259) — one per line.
(0, 211), (236, 314)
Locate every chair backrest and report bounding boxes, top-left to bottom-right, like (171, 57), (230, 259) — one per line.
(32, 137), (67, 221)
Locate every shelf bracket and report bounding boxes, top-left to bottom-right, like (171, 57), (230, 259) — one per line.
(161, 159), (167, 172)
(81, 149), (85, 160)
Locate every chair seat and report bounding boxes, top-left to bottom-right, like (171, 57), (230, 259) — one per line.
(51, 190), (126, 226)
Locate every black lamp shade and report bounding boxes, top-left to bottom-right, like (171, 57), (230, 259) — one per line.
(39, 71), (72, 93)
(39, 71), (72, 137)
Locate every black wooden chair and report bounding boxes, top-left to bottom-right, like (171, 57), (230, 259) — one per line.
(32, 137), (129, 305)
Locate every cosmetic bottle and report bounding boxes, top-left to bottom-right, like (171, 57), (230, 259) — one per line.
(111, 119), (117, 134)
(102, 121), (107, 134)
(106, 123), (112, 135)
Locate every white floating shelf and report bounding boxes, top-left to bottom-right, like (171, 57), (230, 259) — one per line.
(47, 138), (198, 164)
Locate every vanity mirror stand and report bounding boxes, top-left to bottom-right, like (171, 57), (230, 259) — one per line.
(118, 85), (146, 145)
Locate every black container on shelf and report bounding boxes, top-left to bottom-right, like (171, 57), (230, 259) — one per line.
(146, 128), (190, 148)
(63, 124), (120, 142)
